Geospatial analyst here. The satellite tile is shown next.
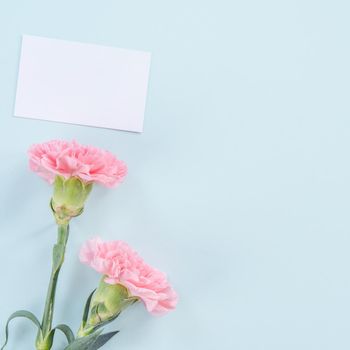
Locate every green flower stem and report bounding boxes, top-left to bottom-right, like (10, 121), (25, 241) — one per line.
(36, 223), (70, 349)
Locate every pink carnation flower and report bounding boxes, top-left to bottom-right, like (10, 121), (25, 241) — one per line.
(80, 237), (178, 315)
(28, 140), (127, 187)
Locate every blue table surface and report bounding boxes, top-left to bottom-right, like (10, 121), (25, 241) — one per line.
(1, 1), (350, 349)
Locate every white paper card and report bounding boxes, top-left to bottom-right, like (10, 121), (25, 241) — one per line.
(14, 35), (151, 132)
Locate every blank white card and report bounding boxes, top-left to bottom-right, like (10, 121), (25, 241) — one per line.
(14, 35), (151, 132)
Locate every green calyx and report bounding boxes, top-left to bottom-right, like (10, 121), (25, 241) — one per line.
(90, 281), (130, 321)
(51, 176), (93, 224)
(78, 280), (137, 337)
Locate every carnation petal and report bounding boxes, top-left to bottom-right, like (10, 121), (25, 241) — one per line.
(28, 140), (127, 187)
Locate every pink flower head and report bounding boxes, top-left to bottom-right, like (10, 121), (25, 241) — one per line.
(79, 237), (178, 315)
(28, 140), (127, 187)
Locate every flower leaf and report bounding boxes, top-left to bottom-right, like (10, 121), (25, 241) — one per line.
(64, 330), (102, 350)
(52, 243), (65, 273)
(87, 331), (119, 350)
(51, 324), (75, 344)
(0, 310), (41, 349)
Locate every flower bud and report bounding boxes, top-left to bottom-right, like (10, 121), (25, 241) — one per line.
(51, 176), (93, 224)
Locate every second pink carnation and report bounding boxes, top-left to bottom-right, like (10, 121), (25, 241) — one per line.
(79, 237), (178, 316)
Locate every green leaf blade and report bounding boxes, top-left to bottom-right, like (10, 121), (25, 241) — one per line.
(87, 331), (119, 350)
(64, 330), (102, 350)
(52, 324), (75, 344)
(0, 310), (41, 350)
(82, 289), (96, 328)
(52, 243), (65, 273)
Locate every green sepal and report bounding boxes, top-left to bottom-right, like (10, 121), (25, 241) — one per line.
(0, 310), (42, 350)
(77, 306), (120, 338)
(52, 176), (93, 224)
(89, 305), (120, 332)
(88, 303), (110, 327)
(88, 281), (130, 325)
(78, 284), (137, 338)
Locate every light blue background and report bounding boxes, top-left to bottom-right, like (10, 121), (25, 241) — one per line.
(1, 0), (350, 349)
